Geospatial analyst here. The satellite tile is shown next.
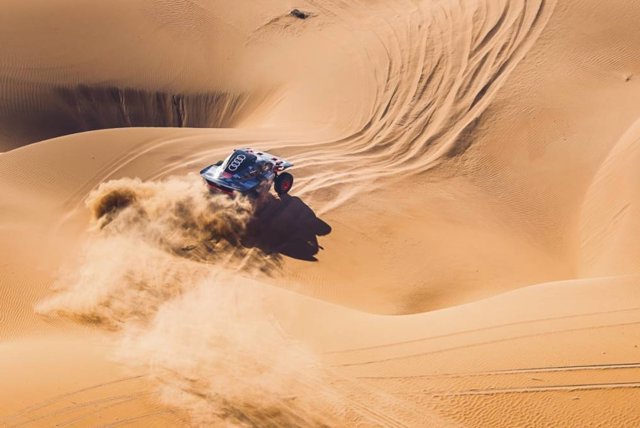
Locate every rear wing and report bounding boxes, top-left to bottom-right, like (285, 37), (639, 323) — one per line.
(235, 148), (292, 171)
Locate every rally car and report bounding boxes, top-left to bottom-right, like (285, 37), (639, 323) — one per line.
(200, 148), (294, 197)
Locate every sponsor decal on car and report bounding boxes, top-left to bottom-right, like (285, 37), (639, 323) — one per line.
(227, 154), (246, 172)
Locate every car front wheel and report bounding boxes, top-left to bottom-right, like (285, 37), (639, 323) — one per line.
(274, 172), (293, 195)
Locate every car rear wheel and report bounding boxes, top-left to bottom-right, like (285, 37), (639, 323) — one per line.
(274, 172), (293, 195)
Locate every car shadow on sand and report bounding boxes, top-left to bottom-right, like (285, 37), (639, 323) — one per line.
(242, 194), (331, 262)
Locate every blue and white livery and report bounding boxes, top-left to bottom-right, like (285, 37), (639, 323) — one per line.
(200, 148), (294, 197)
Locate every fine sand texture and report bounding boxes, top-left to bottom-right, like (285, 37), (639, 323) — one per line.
(2, 0), (640, 426)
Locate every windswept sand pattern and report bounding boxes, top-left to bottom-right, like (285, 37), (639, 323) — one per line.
(322, 287), (640, 426)
(1, 376), (185, 427)
(288, 0), (556, 203)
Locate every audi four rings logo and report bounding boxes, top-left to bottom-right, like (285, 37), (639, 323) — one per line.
(228, 154), (246, 171)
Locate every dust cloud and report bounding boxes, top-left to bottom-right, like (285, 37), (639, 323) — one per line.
(37, 175), (344, 426)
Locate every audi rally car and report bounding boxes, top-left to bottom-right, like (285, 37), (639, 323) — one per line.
(200, 148), (294, 197)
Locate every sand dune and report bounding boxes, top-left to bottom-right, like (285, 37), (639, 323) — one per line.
(2, 0), (640, 426)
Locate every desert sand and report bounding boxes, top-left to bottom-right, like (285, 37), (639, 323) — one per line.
(2, 0), (640, 426)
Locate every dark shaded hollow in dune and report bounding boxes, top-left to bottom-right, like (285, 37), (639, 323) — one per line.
(0, 83), (248, 150)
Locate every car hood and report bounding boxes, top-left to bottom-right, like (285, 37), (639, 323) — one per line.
(200, 165), (261, 192)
